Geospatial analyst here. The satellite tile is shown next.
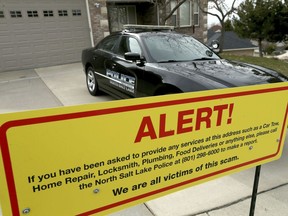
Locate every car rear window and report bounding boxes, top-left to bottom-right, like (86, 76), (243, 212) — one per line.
(97, 35), (120, 52)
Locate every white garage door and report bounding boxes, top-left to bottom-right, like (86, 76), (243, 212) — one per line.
(0, 0), (91, 72)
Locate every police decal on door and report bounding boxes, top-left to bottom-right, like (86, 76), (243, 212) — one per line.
(106, 69), (135, 93)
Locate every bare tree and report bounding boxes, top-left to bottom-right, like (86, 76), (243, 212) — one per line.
(199, 0), (238, 52)
(157, 0), (188, 25)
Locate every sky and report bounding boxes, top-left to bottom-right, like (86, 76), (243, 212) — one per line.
(208, 0), (244, 26)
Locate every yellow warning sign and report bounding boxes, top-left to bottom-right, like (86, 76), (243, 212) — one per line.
(0, 83), (287, 216)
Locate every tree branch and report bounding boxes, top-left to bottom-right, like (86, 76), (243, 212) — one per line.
(164, 0), (187, 22)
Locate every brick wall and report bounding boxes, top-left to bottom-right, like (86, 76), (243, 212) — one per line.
(88, 0), (109, 45)
(87, 0), (208, 45)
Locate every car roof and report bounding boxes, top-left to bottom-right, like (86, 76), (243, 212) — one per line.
(120, 24), (175, 36)
(111, 25), (187, 40)
(123, 24), (174, 32)
(108, 25), (199, 40)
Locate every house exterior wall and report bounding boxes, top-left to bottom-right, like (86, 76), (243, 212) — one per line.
(87, 0), (110, 45)
(87, 0), (208, 45)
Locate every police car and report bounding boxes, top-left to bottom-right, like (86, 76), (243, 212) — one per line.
(81, 25), (287, 99)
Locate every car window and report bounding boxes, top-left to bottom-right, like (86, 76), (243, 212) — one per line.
(97, 35), (120, 52)
(128, 38), (142, 54)
(116, 36), (142, 56)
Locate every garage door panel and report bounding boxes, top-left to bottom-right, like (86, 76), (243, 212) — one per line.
(37, 58), (49, 65)
(0, 24), (9, 32)
(32, 43), (48, 52)
(62, 42), (73, 50)
(3, 58), (18, 70)
(18, 45), (33, 54)
(0, 35), (10, 43)
(0, 0), (91, 72)
(76, 41), (90, 49)
(1, 47), (15, 58)
(29, 34), (45, 41)
(15, 33), (32, 42)
(9, 24), (27, 33)
(62, 54), (75, 62)
(26, 23), (43, 30)
(1, 46), (17, 58)
(50, 53), (65, 64)
(20, 58), (35, 68)
(0, 47), (14, 55)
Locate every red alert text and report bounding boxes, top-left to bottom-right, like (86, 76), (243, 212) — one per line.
(134, 103), (234, 143)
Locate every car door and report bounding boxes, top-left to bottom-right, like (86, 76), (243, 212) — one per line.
(92, 35), (121, 90)
(104, 36), (145, 98)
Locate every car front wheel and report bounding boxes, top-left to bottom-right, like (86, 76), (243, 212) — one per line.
(86, 67), (100, 96)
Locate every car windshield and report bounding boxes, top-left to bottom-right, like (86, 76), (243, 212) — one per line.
(142, 34), (220, 63)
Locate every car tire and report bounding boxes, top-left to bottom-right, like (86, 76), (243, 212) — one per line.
(86, 67), (100, 96)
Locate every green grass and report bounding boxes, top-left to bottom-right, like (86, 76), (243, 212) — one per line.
(220, 54), (288, 77)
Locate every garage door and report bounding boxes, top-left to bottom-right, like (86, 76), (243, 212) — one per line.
(0, 0), (91, 72)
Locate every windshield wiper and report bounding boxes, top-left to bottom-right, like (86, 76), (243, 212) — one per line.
(158, 60), (191, 63)
(157, 60), (178, 63)
(192, 57), (218, 61)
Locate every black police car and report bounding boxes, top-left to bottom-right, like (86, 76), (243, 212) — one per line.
(81, 25), (287, 99)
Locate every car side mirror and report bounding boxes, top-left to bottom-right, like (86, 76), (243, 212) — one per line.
(124, 52), (141, 61)
(124, 52), (145, 66)
(211, 40), (219, 49)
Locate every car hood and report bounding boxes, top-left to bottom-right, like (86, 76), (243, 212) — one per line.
(154, 59), (287, 88)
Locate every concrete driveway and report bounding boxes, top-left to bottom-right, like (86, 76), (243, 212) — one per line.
(0, 63), (287, 216)
(0, 63), (113, 114)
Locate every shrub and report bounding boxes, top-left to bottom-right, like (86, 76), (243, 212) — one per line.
(264, 44), (276, 55)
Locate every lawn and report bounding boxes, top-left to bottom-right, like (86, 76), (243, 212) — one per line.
(220, 54), (288, 77)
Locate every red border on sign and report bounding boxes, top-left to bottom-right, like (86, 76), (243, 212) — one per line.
(0, 86), (288, 216)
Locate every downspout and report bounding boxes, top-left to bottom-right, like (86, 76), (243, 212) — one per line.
(156, 0), (159, 25)
(85, 0), (95, 47)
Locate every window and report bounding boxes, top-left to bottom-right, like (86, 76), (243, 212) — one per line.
(43, 10), (53, 17)
(128, 38), (141, 54)
(170, 1), (177, 26)
(97, 35), (120, 52)
(109, 6), (136, 32)
(180, 1), (191, 26)
(10, 11), (22, 18)
(72, 9), (81, 16)
(193, 0), (199, 26)
(0, 11), (4, 18)
(58, 10), (68, 17)
(117, 36), (142, 56)
(171, 0), (196, 27)
(27, 10), (38, 17)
